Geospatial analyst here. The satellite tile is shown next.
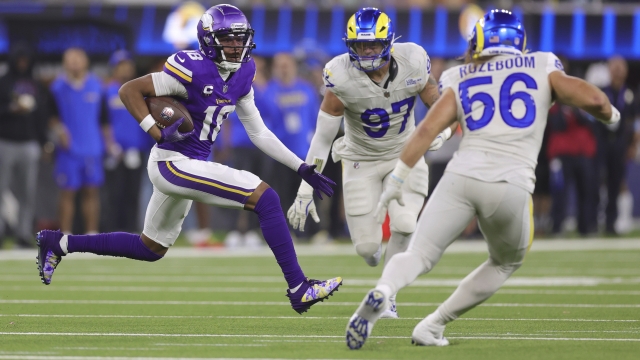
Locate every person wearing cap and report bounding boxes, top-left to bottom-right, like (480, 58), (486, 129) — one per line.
(100, 50), (155, 233)
(0, 43), (53, 248)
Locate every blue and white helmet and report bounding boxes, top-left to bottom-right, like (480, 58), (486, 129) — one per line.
(468, 9), (527, 59)
(343, 8), (396, 72)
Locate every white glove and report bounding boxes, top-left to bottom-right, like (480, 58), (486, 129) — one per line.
(287, 192), (320, 231)
(374, 174), (405, 224)
(428, 127), (452, 151)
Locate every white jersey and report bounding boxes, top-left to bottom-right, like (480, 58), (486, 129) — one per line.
(440, 52), (564, 193)
(323, 42), (431, 161)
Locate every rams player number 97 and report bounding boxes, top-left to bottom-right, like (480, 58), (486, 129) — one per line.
(287, 7), (457, 319)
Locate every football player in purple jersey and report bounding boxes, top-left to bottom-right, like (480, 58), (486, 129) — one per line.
(35, 4), (342, 314)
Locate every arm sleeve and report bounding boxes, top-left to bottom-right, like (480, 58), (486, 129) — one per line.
(151, 72), (189, 98)
(236, 88), (304, 172)
(304, 110), (342, 172)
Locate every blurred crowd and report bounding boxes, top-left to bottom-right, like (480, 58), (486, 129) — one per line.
(1, 40), (639, 249)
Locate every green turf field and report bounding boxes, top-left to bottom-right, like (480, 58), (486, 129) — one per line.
(0, 240), (639, 360)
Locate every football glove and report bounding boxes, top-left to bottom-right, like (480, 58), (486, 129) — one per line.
(428, 127), (452, 151)
(287, 192), (320, 231)
(158, 118), (195, 144)
(297, 163), (336, 199)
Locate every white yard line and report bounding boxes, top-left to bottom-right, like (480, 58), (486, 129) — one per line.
(447, 336), (640, 341)
(4, 286), (640, 295)
(1, 299), (639, 308)
(0, 357), (358, 360)
(0, 333), (639, 343)
(2, 276), (640, 287)
(1, 314), (638, 322)
(2, 239), (640, 261)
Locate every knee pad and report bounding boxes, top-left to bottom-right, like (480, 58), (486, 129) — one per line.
(355, 242), (381, 259)
(343, 180), (373, 216)
(390, 213), (417, 234)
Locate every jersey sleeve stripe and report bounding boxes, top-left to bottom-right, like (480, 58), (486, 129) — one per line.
(164, 62), (192, 83)
(167, 55), (193, 77)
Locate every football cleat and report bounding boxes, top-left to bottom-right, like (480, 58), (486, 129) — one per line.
(287, 277), (342, 314)
(411, 317), (450, 346)
(379, 298), (398, 319)
(345, 289), (387, 349)
(36, 230), (64, 285)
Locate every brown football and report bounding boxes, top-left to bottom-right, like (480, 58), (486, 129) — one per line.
(144, 96), (194, 133)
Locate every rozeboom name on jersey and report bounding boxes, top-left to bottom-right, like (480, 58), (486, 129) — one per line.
(459, 55), (535, 78)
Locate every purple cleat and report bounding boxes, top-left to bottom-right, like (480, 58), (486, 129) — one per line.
(287, 277), (343, 314)
(36, 230), (64, 285)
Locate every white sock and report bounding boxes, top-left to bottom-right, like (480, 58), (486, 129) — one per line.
(375, 284), (393, 300)
(59, 235), (69, 255)
(289, 282), (303, 293)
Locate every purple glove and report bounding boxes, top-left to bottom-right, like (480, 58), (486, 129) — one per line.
(158, 118), (195, 144)
(297, 163), (336, 200)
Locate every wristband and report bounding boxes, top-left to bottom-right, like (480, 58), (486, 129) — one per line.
(390, 160), (412, 184)
(140, 114), (156, 132)
(608, 106), (620, 125)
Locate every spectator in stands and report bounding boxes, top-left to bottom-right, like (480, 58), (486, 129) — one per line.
(547, 103), (598, 235)
(267, 53), (320, 233)
(223, 56), (276, 248)
(101, 50), (154, 233)
(595, 56), (637, 235)
(50, 48), (104, 234)
(0, 43), (51, 248)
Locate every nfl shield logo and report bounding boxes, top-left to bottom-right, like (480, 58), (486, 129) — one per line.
(353, 162), (360, 169)
(160, 107), (174, 121)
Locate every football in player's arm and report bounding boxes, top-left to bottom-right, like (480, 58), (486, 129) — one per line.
(36, 4), (343, 316)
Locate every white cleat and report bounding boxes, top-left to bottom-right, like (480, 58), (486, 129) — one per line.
(411, 317), (450, 346)
(379, 298), (398, 319)
(345, 289), (388, 350)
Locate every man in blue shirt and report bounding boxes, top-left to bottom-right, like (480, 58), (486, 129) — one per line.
(50, 48), (104, 234)
(267, 53), (320, 223)
(101, 50), (155, 233)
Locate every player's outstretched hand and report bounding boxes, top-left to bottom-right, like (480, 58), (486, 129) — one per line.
(287, 193), (320, 231)
(374, 175), (405, 224)
(297, 163), (336, 200)
(158, 118), (195, 144)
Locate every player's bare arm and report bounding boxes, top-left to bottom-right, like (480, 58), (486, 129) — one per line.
(402, 88), (458, 167)
(548, 71), (616, 122)
(419, 74), (459, 136)
(320, 89), (345, 116)
(420, 74), (441, 107)
(118, 75), (162, 141)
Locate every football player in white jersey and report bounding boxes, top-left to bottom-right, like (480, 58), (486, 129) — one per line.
(346, 9), (621, 349)
(287, 7), (457, 319)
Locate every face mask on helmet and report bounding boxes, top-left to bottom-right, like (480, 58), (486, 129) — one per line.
(197, 10), (256, 71)
(346, 39), (392, 71)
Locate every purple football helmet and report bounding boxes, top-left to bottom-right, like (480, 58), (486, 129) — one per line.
(197, 4), (256, 65)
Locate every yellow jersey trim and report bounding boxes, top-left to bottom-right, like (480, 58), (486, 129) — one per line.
(165, 62), (192, 83)
(165, 161), (253, 197)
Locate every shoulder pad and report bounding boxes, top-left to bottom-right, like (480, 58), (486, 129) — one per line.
(322, 54), (350, 92)
(164, 50), (204, 84)
(439, 67), (459, 95)
(540, 52), (564, 74)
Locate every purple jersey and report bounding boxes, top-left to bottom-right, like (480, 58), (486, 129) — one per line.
(159, 50), (256, 160)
